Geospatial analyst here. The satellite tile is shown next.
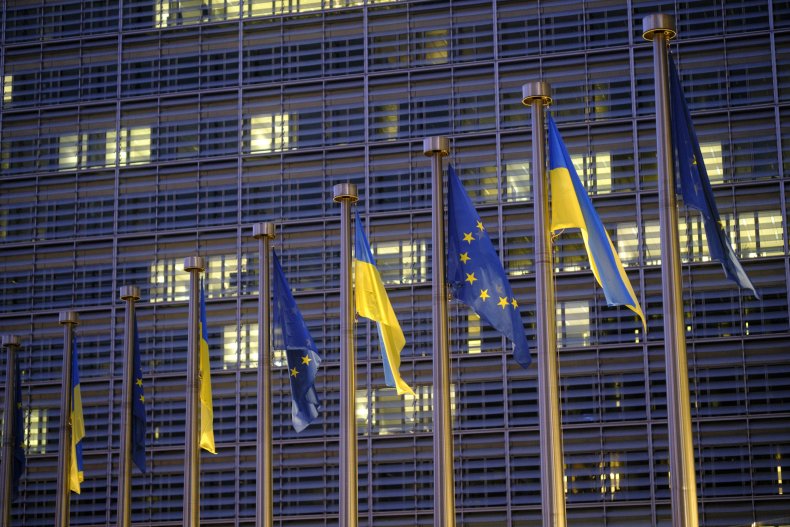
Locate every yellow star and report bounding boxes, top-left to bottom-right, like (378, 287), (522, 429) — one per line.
(290, 367), (299, 377)
(460, 252), (471, 264)
(139, 395), (145, 403)
(497, 296), (509, 309)
(511, 298), (518, 309)
(479, 289), (489, 301)
(17, 402), (22, 409)
(301, 354), (312, 365)
(463, 232), (474, 244)
(136, 378), (143, 387)
(465, 272), (477, 285)
(476, 220), (485, 231)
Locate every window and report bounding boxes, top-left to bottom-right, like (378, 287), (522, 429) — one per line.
(557, 300), (590, 348)
(3, 74), (11, 103)
(25, 408), (48, 454)
(571, 152), (612, 195)
(250, 113), (290, 153)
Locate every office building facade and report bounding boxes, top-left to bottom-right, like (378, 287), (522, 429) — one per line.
(1, 0), (789, 525)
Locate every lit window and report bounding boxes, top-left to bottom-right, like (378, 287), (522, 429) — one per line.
(107, 127), (152, 166)
(373, 239), (428, 285)
(615, 222), (639, 267)
(356, 384), (455, 435)
(422, 29), (449, 64)
(149, 259), (188, 303)
(250, 114), (290, 153)
(467, 313), (481, 354)
(737, 210), (784, 258)
(556, 300), (590, 348)
(3, 74), (11, 103)
(643, 220), (660, 266)
(25, 408), (48, 454)
(571, 152), (612, 195)
(225, 323), (285, 370)
(374, 104), (398, 139)
(699, 141), (723, 185)
(59, 134), (79, 170)
(504, 160), (530, 202)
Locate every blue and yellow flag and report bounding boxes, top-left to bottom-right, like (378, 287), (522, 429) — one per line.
(548, 113), (645, 327)
(12, 362), (25, 500)
(447, 165), (531, 369)
(354, 212), (415, 396)
(272, 251), (322, 432)
(70, 337), (85, 494)
(199, 279), (216, 453)
(132, 314), (146, 472)
(668, 54), (759, 298)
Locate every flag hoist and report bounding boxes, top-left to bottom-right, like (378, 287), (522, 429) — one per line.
(55, 310), (80, 527)
(333, 183), (359, 527)
(0, 335), (22, 527)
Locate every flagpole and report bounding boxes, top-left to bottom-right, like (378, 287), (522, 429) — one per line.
(183, 256), (205, 527)
(253, 222), (276, 527)
(643, 14), (699, 527)
(423, 136), (456, 527)
(56, 311), (79, 527)
(333, 183), (359, 527)
(0, 335), (21, 527)
(522, 82), (567, 527)
(117, 285), (140, 527)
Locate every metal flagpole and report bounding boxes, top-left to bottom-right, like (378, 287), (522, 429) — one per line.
(253, 222), (276, 527)
(522, 82), (567, 527)
(643, 14), (699, 527)
(118, 285), (140, 527)
(423, 136), (456, 527)
(0, 335), (21, 527)
(56, 311), (79, 527)
(333, 183), (359, 527)
(183, 256), (205, 527)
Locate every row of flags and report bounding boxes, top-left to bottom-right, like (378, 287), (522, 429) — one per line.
(2, 51), (757, 506)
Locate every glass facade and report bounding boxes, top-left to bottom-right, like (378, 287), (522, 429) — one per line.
(1, 0), (789, 525)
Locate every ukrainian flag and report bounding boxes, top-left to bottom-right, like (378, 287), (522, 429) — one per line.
(199, 279), (216, 453)
(70, 338), (85, 494)
(548, 113), (645, 327)
(354, 212), (415, 396)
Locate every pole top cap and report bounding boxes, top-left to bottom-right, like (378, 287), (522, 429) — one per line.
(642, 14), (676, 41)
(521, 81), (552, 106)
(120, 285), (141, 301)
(422, 136), (449, 157)
(252, 222), (276, 240)
(184, 256), (206, 272)
(59, 311), (79, 326)
(333, 183), (359, 203)
(2, 335), (21, 348)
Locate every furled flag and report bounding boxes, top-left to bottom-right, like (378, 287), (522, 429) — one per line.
(447, 165), (531, 369)
(132, 315), (147, 472)
(668, 54), (759, 298)
(354, 212), (415, 395)
(271, 250), (322, 432)
(12, 362), (25, 500)
(548, 113), (646, 327)
(199, 279), (216, 453)
(70, 338), (86, 493)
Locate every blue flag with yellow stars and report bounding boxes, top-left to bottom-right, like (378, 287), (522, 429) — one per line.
(12, 362), (25, 500)
(271, 250), (322, 432)
(447, 165), (531, 369)
(132, 314), (146, 473)
(668, 54), (759, 298)
(70, 337), (86, 494)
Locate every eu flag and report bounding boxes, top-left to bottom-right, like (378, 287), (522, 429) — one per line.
(12, 362), (25, 500)
(668, 54), (759, 298)
(132, 315), (146, 473)
(272, 250), (322, 432)
(354, 212), (415, 395)
(447, 165), (531, 369)
(70, 337), (85, 494)
(548, 113), (646, 327)
(199, 279), (216, 453)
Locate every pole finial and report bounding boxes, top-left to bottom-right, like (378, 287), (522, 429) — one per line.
(1, 335), (21, 348)
(184, 256), (206, 273)
(333, 183), (359, 203)
(120, 285), (141, 302)
(521, 81), (553, 107)
(253, 222), (276, 240)
(422, 136), (449, 158)
(59, 311), (79, 326)
(642, 13), (677, 41)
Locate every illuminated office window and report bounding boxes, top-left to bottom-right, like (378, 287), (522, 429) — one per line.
(503, 160), (530, 202)
(250, 114), (290, 153)
(679, 215), (707, 262)
(107, 127), (152, 166)
(600, 454), (622, 497)
(557, 300), (590, 348)
(374, 104), (399, 139)
(149, 259), (188, 303)
(356, 384), (453, 435)
(3, 74), (11, 103)
(737, 210), (784, 258)
(25, 408), (47, 454)
(700, 141), (724, 184)
(420, 29), (449, 65)
(571, 152), (612, 195)
(373, 240), (428, 285)
(59, 134), (79, 170)
(615, 221), (639, 267)
(205, 255), (247, 298)
(467, 313), (481, 354)
(643, 220), (660, 266)
(226, 322), (285, 369)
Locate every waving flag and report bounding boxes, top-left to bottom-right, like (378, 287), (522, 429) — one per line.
(199, 280), (216, 453)
(12, 362), (25, 499)
(132, 315), (147, 472)
(70, 339), (85, 493)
